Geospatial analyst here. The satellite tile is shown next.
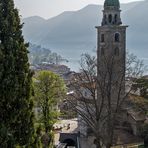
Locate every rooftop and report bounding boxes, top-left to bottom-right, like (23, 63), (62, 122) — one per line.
(104, 0), (120, 8)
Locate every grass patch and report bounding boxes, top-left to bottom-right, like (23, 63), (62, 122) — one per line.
(138, 145), (145, 148)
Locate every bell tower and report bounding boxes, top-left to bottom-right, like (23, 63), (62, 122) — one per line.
(96, 0), (128, 100)
(102, 0), (122, 26)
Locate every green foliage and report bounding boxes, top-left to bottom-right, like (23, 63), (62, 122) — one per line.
(34, 71), (66, 146)
(0, 124), (15, 147)
(0, 0), (34, 147)
(33, 125), (42, 148)
(140, 123), (148, 147)
(129, 94), (148, 114)
(138, 145), (144, 148)
(133, 78), (148, 99)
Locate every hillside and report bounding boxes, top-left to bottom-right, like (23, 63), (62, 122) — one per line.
(28, 44), (67, 65)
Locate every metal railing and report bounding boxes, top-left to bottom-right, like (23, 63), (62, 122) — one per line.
(56, 143), (67, 148)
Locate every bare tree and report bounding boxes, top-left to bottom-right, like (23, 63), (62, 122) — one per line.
(67, 53), (145, 148)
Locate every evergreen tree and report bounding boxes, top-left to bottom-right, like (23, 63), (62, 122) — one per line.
(0, 0), (34, 147)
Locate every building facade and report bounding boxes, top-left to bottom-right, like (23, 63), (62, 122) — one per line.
(79, 0), (128, 138)
(96, 0), (128, 105)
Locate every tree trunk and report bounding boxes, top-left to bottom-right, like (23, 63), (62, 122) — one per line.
(106, 144), (111, 148)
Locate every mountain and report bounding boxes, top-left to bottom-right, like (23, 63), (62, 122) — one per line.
(23, 6), (98, 47)
(22, 1), (148, 70)
(121, 1), (148, 57)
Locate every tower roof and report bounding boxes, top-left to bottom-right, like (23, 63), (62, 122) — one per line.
(104, 0), (120, 8)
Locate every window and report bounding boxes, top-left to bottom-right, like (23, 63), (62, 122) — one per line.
(114, 14), (118, 24)
(114, 47), (119, 56)
(101, 34), (105, 42)
(108, 14), (112, 23)
(104, 14), (107, 25)
(101, 48), (105, 56)
(84, 91), (87, 97)
(115, 33), (120, 42)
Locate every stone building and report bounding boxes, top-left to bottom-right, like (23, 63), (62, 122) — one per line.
(126, 109), (146, 136)
(96, 0), (128, 102)
(77, 0), (146, 147)
(79, 0), (128, 138)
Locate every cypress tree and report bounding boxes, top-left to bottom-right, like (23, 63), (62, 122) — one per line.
(0, 0), (34, 147)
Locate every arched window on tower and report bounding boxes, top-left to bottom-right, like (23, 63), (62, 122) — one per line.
(114, 14), (118, 24)
(114, 47), (119, 56)
(108, 14), (112, 23)
(104, 14), (107, 25)
(101, 48), (105, 56)
(115, 33), (120, 42)
(101, 34), (105, 42)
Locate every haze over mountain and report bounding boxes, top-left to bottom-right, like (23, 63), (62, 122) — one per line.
(22, 1), (148, 70)
(14, 0), (142, 19)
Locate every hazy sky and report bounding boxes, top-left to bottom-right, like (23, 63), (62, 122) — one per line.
(14, 0), (143, 19)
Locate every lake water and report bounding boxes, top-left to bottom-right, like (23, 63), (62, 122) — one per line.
(56, 47), (148, 74)
(53, 44), (96, 72)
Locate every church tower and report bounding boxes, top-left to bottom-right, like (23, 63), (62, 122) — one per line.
(96, 0), (128, 100)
